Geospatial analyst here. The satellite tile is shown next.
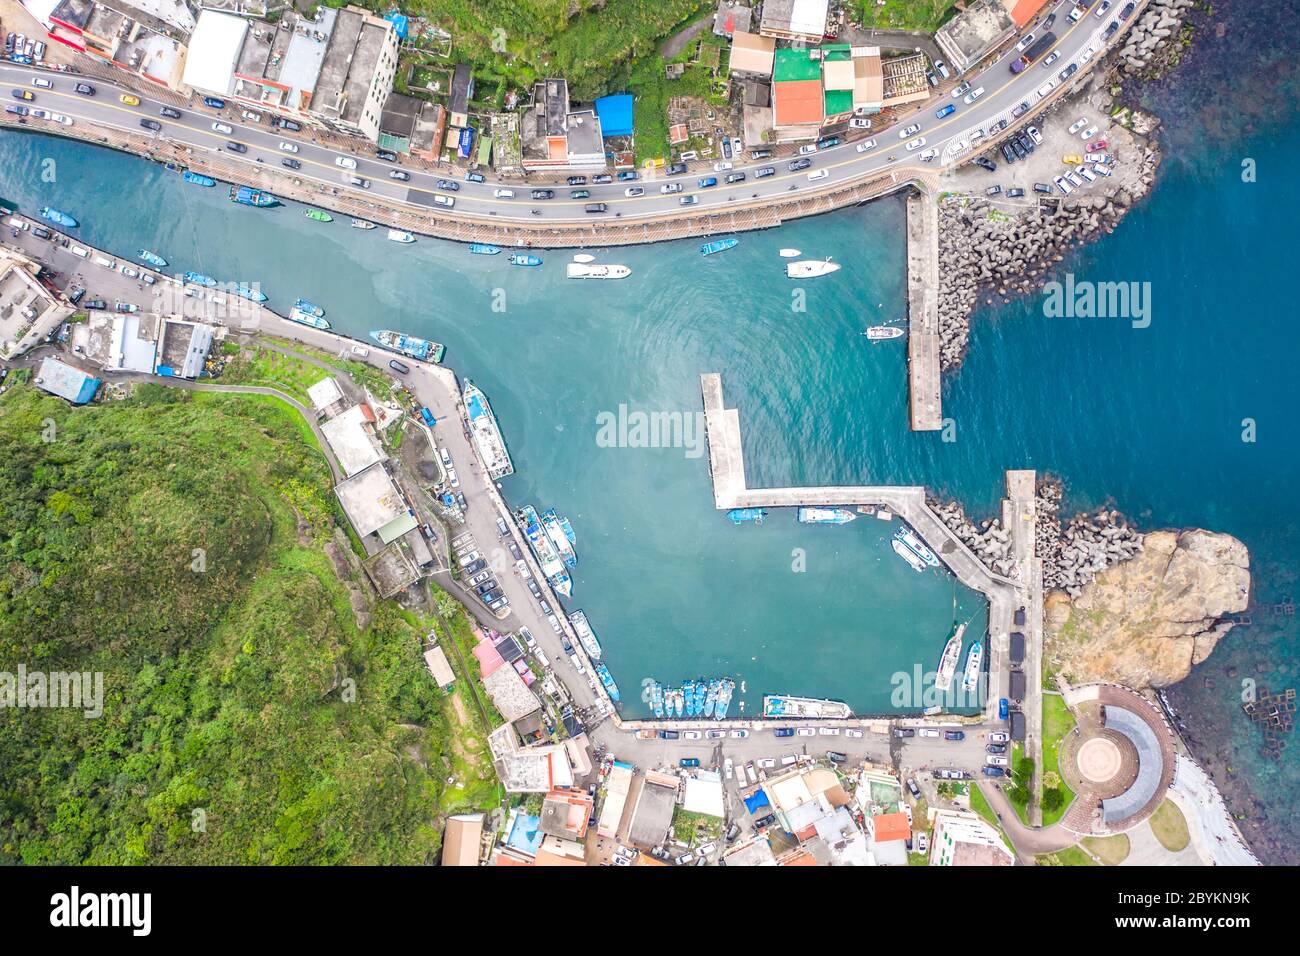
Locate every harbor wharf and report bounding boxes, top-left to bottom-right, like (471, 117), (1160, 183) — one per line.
(906, 189), (942, 432)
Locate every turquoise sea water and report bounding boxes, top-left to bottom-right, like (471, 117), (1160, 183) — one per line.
(1, 0), (1296, 860)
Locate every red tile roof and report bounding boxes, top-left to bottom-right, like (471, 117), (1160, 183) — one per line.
(1009, 0), (1050, 27)
(871, 811), (912, 843)
(773, 78), (823, 126)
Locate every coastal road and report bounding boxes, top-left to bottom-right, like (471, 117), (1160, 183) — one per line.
(0, 0), (1137, 226)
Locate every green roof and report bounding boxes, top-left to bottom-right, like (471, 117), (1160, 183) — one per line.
(821, 44), (852, 61)
(773, 47), (822, 83)
(824, 88), (853, 116)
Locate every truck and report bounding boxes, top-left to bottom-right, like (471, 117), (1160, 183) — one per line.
(1010, 32), (1056, 73)
(419, 407), (436, 427)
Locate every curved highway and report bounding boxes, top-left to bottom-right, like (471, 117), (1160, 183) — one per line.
(1, 0), (1133, 224)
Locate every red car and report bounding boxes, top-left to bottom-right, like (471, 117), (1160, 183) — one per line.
(1087, 139), (1108, 151)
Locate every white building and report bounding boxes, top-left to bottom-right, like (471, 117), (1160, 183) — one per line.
(929, 809), (1014, 866)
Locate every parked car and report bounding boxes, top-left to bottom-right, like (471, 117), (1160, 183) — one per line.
(1007, 187), (1025, 198)
(906, 777), (921, 798)
(982, 766), (1006, 777)
(680, 758), (700, 768)
(773, 727), (795, 738)
(202, 96), (224, 108)
(973, 155), (997, 172)
(990, 731), (1010, 743)
(850, 117), (871, 129)
(985, 184), (1002, 197)
(1058, 63), (1079, 82)
(1095, 0), (1112, 17)
(826, 751), (847, 764)
(1033, 182), (1053, 194)
(987, 744), (1008, 755)
(894, 727), (915, 738)
(592, 174), (613, 184)
(276, 118), (302, 132)
(617, 170), (638, 181)
(682, 730), (703, 740)
(944, 730), (966, 741)
(465, 170), (486, 183)
(816, 135), (839, 150)
(999, 698), (1010, 720)
(566, 175), (587, 186)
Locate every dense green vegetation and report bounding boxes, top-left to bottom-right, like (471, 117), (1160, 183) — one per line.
(0, 383), (485, 863)
(857, 0), (960, 31)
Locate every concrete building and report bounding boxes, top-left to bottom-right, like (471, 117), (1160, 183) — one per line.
(488, 724), (575, 793)
(448, 62), (473, 129)
(422, 645), (456, 690)
(819, 44), (854, 127)
(69, 310), (159, 372)
(321, 402), (385, 477)
(34, 356), (100, 404)
(539, 789), (594, 842)
(379, 93), (447, 160)
(306, 375), (344, 414)
(712, 0), (752, 37)
(758, 0), (828, 44)
(311, 5), (400, 141)
(180, 8), (247, 100)
(597, 760), (634, 839)
(333, 463), (408, 540)
(482, 665), (541, 723)
(0, 247), (73, 359)
(727, 30), (775, 78)
(520, 79), (607, 172)
(681, 770), (725, 818)
(31, 0), (191, 91)
(228, 7), (337, 125)
(626, 772), (677, 849)
(770, 47), (822, 142)
(441, 813), (484, 866)
(929, 809), (1014, 866)
(851, 46), (884, 114)
(155, 318), (211, 378)
(934, 0), (1017, 73)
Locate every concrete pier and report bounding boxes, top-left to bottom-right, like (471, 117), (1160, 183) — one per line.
(906, 189), (942, 432)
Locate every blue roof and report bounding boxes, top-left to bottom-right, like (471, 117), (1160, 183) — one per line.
(594, 94), (634, 138)
(384, 11), (408, 39)
(506, 813), (543, 856)
(743, 790), (771, 814)
(35, 357), (100, 405)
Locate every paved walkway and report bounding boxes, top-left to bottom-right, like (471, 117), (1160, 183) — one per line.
(1168, 754), (1261, 866)
(977, 779), (1075, 862)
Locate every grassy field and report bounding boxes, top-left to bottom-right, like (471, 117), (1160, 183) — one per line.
(1036, 845), (1097, 866)
(857, 0), (961, 31)
(1149, 799), (1191, 852)
(672, 807), (723, 845)
(1083, 833), (1131, 865)
(220, 342), (332, 407)
(0, 381), (484, 863)
(1040, 692), (1078, 826)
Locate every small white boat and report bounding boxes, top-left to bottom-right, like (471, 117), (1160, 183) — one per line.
(387, 229), (415, 244)
(786, 258), (840, 279)
(865, 326), (904, 341)
(572, 253), (596, 263)
(351, 219), (377, 230)
(567, 263), (631, 279)
(892, 538), (927, 572)
(779, 248), (801, 258)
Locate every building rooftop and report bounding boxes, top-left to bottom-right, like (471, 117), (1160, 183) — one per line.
(314, 7), (391, 127)
(422, 645), (455, 688)
(334, 463), (405, 538)
(539, 789), (594, 841)
(181, 9), (248, 96)
(307, 375), (344, 411)
(321, 403), (385, 477)
(483, 665), (541, 723)
(156, 319), (212, 378)
(233, 8), (335, 113)
(773, 46), (822, 83)
(379, 91), (422, 139)
(870, 810), (911, 843)
(442, 813), (484, 866)
(773, 77), (823, 127)
(759, 0), (828, 38)
(34, 356), (100, 404)
(627, 775), (677, 849)
(935, 0), (1016, 68)
(728, 30), (775, 77)
(449, 63), (473, 116)
(713, 0), (752, 36)
(0, 253), (66, 358)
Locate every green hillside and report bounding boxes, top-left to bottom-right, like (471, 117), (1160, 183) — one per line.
(0, 382), (470, 864)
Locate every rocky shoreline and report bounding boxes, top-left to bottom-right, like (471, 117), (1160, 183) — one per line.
(933, 0), (1195, 371)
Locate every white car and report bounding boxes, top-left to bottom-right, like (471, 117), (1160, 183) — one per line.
(1094, 0), (1112, 17)
(798, 143), (818, 154)
(242, 109), (263, 123)
(351, 345), (369, 357)
(31, 77), (52, 89)
(1042, 50), (1061, 68)
(682, 730), (703, 740)
(1065, 170), (1084, 188)
(1016, 32), (1036, 51)
(916, 833), (928, 853)
(1068, 4), (1084, 21)
(818, 727), (840, 736)
(660, 182), (683, 193)
(1037, 81), (1057, 99)
(712, 160), (733, 171)
(963, 86), (986, 104)
(730, 729), (749, 738)
(493, 187), (514, 198)
(807, 168), (828, 181)
(919, 148), (938, 162)
(447, 467), (459, 488)
(706, 729), (726, 739)
(335, 156), (358, 169)
(1054, 175), (1072, 194)
(989, 732), (1010, 743)
(1092, 161), (1113, 177)
(855, 138), (877, 152)
(1082, 45), (1097, 62)
(51, 113), (71, 126)
(757, 757), (776, 769)
(1079, 125), (1098, 140)
(987, 755), (1009, 766)
(845, 728), (864, 738)
(796, 727), (817, 737)
(1068, 117), (1090, 134)
(696, 841), (716, 858)
(1027, 125), (1043, 145)
(905, 136), (927, 151)
(919, 728), (941, 738)
(212, 122), (233, 134)
(1084, 151), (1107, 163)
(623, 186), (644, 197)
(1077, 165), (1097, 182)
(278, 141), (299, 153)
(898, 123), (921, 138)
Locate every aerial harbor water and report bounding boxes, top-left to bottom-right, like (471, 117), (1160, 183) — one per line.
(1, 1), (1298, 858)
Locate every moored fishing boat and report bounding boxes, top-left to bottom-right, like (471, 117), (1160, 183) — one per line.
(305, 208), (333, 223)
(387, 229), (415, 243)
(572, 253), (596, 263)
(469, 243), (501, 255)
(508, 253), (542, 267)
(700, 237), (739, 256)
(778, 248), (801, 258)
(518, 504), (574, 598)
(692, 680), (707, 715)
(650, 681), (665, 719)
(865, 325), (905, 341)
(233, 283), (267, 303)
(568, 611), (602, 660)
(370, 329), (446, 363)
(183, 171), (216, 187)
(228, 185), (279, 207)
(351, 218), (376, 229)
(763, 695), (852, 719)
(797, 507), (856, 525)
(785, 258), (840, 279)
(288, 307), (331, 330)
(728, 507), (766, 525)
(703, 679), (719, 718)
(138, 249), (167, 268)
(292, 298), (324, 318)
(892, 538), (927, 572)
(962, 641), (983, 694)
(682, 679), (697, 717)
(39, 207), (77, 228)
(183, 271), (217, 288)
(542, 508), (577, 567)
(463, 380), (514, 478)
(895, 526), (940, 568)
(934, 621), (967, 694)
(595, 663), (620, 702)
(566, 263), (631, 279)
(714, 679), (734, 720)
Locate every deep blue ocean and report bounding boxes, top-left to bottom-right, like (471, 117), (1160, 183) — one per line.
(1, 0), (1295, 860)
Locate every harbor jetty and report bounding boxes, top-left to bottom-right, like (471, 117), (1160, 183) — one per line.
(906, 189), (942, 432)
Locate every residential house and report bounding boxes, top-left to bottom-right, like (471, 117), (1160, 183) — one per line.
(32, 0), (191, 91)
(0, 246), (74, 359)
(441, 813), (485, 866)
(930, 809), (1015, 866)
(712, 0), (752, 37)
(727, 30), (775, 78)
(33, 356), (100, 405)
(771, 47), (822, 142)
(520, 79), (607, 172)
(934, 0), (1017, 74)
(758, 0), (829, 44)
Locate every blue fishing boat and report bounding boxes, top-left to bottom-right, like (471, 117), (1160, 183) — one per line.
(233, 283), (267, 303)
(370, 329), (445, 364)
(649, 681), (665, 719)
(728, 507), (767, 525)
(469, 243), (501, 255)
(682, 679), (697, 717)
(895, 526), (940, 568)
(700, 237), (738, 256)
(293, 298), (324, 318)
(183, 272), (217, 288)
(692, 680), (708, 716)
(228, 185), (279, 207)
(703, 679), (719, 718)
(714, 679), (734, 720)
(183, 171), (216, 187)
(595, 663), (620, 702)
(39, 207), (77, 229)
(138, 250), (167, 269)
(508, 254), (542, 267)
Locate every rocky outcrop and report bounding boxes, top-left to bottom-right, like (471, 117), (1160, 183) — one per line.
(1036, 479), (1144, 596)
(1044, 529), (1251, 688)
(1118, 0), (1195, 78)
